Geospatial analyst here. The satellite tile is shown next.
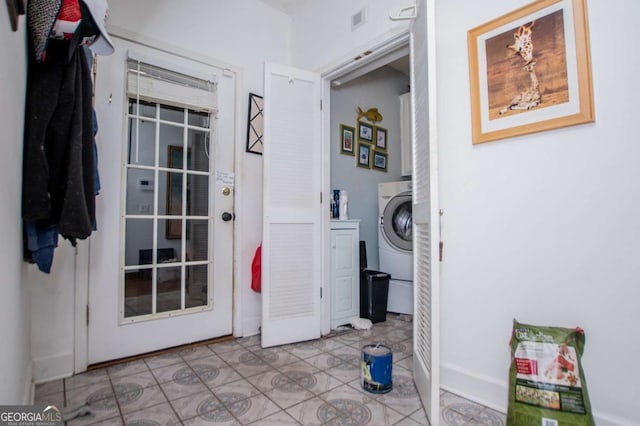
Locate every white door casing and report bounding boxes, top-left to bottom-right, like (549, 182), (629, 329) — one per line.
(411, 0), (441, 423)
(261, 63), (323, 348)
(400, 92), (413, 177)
(88, 37), (234, 364)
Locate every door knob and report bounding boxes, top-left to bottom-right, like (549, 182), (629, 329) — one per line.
(221, 212), (234, 222)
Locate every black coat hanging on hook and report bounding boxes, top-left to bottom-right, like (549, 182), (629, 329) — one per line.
(22, 0), (117, 273)
(22, 40), (96, 244)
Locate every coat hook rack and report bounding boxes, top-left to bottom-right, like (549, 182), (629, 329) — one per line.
(389, 5), (417, 21)
(5, 0), (25, 31)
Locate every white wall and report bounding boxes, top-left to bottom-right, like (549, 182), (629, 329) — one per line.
(28, 245), (76, 383)
(290, 0), (410, 71)
(435, 1), (640, 424)
(0, 10), (31, 403)
(330, 66), (410, 269)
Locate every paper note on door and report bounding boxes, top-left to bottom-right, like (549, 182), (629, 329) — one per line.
(216, 171), (235, 187)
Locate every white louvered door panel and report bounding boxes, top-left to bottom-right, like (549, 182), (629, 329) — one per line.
(262, 63), (322, 348)
(411, 0), (441, 423)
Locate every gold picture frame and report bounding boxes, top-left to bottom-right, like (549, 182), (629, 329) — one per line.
(467, 0), (594, 144)
(373, 150), (388, 172)
(358, 121), (373, 142)
(375, 126), (387, 151)
(357, 143), (371, 169)
(340, 124), (355, 156)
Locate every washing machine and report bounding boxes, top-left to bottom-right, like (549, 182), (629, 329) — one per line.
(378, 181), (413, 315)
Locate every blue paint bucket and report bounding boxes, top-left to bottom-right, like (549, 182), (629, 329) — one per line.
(361, 344), (393, 394)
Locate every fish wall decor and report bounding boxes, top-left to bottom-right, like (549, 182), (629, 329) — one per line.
(357, 107), (383, 123)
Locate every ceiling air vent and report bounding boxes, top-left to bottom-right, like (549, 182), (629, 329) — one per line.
(351, 8), (366, 31)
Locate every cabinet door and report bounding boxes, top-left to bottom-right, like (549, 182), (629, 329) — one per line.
(330, 228), (358, 328)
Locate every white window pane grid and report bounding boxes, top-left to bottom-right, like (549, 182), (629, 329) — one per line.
(123, 98), (213, 321)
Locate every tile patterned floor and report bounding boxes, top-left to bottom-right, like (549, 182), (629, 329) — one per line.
(34, 315), (506, 425)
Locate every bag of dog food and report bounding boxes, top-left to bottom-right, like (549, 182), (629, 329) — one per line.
(507, 320), (594, 426)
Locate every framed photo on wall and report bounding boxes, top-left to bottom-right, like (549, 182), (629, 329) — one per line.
(373, 151), (387, 172)
(340, 124), (355, 155)
(166, 146), (186, 239)
(246, 93), (264, 154)
(357, 143), (371, 168)
(467, 0), (594, 144)
(375, 126), (387, 150)
(358, 121), (373, 142)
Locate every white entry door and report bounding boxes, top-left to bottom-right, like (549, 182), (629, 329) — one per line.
(261, 63), (322, 348)
(411, 0), (441, 423)
(88, 38), (234, 364)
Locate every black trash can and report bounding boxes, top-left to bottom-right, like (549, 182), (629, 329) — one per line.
(360, 270), (390, 323)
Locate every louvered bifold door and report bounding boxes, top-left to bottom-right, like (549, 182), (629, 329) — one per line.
(261, 63), (322, 348)
(411, 0), (441, 423)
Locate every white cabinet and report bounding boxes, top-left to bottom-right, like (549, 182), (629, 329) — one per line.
(399, 92), (412, 177)
(330, 220), (360, 329)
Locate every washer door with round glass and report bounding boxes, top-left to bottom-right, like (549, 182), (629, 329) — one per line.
(381, 191), (412, 253)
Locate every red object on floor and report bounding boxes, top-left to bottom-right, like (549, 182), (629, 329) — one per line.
(251, 244), (262, 293)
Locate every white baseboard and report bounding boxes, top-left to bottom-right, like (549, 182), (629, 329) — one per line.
(441, 362), (508, 413)
(441, 362), (635, 425)
(32, 352), (73, 384)
(591, 411), (638, 426)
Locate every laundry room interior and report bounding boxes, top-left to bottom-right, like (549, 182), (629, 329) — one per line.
(329, 51), (414, 319)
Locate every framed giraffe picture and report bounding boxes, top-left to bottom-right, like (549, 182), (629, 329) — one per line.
(467, 0), (594, 144)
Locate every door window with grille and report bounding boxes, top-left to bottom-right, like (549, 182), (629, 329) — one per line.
(122, 59), (217, 321)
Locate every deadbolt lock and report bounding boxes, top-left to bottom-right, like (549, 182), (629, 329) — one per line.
(222, 187), (231, 196)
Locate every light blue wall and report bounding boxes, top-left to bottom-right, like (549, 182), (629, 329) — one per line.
(330, 66), (410, 270)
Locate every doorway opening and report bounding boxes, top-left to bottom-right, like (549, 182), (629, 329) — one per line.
(322, 34), (414, 336)
(261, 3), (439, 421)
